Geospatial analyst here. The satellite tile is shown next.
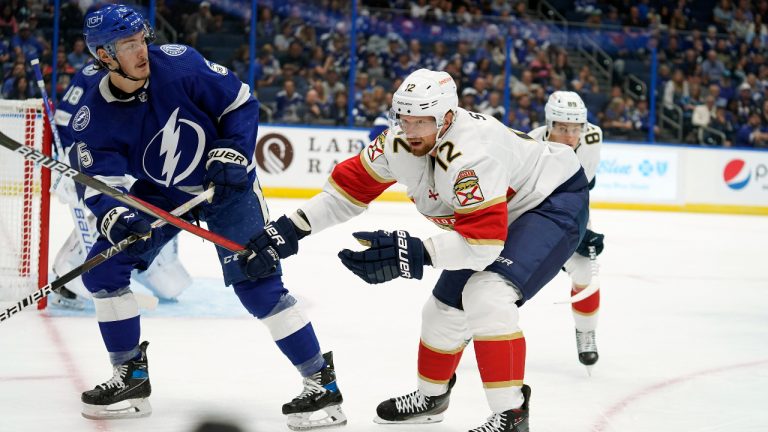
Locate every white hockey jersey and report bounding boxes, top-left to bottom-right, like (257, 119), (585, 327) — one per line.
(528, 122), (603, 183)
(298, 108), (582, 271)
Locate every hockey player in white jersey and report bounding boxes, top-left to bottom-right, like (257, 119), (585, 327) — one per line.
(528, 91), (605, 372)
(50, 63), (192, 309)
(239, 69), (590, 432)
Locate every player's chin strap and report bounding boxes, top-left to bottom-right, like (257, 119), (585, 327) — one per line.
(94, 55), (145, 83)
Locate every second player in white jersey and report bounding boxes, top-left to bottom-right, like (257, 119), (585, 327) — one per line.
(237, 69), (590, 430)
(529, 90), (605, 372)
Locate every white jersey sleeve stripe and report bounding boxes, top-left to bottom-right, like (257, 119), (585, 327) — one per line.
(218, 83), (252, 121)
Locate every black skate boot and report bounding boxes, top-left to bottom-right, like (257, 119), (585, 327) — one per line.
(374, 373), (457, 424)
(81, 341), (151, 419)
(469, 384), (531, 432)
(576, 329), (599, 372)
(282, 351), (346, 430)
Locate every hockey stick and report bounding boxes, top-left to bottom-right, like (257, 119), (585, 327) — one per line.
(555, 245), (600, 305)
(30, 59), (65, 159)
(30, 58), (68, 192)
(0, 130), (247, 254)
(30, 58), (100, 265)
(0, 188), (214, 323)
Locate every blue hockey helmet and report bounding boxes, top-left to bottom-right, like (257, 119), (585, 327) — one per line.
(84, 4), (155, 62)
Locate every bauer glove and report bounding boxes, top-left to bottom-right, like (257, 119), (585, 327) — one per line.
(204, 140), (250, 212)
(338, 230), (430, 284)
(240, 215), (305, 279)
(575, 229), (605, 257)
(97, 207), (165, 257)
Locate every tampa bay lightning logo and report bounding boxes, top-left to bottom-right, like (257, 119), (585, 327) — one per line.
(142, 108), (206, 187)
(73, 106), (90, 131)
(160, 44), (187, 56)
(82, 64), (99, 76)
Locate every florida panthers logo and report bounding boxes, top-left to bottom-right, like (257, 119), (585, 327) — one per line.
(453, 169), (485, 206)
(367, 131), (386, 162)
(143, 108), (206, 187)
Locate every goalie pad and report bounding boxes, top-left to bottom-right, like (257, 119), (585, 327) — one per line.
(53, 227), (191, 305)
(132, 236), (192, 301)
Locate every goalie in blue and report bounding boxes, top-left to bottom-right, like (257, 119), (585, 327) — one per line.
(70, 5), (345, 429)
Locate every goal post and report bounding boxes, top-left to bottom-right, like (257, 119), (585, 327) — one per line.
(0, 99), (51, 309)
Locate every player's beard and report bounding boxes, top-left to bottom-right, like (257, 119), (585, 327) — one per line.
(410, 140), (436, 157)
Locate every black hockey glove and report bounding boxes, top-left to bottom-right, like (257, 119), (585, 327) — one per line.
(97, 207), (165, 258)
(240, 215), (305, 280)
(204, 140), (250, 213)
(338, 230), (430, 284)
(575, 229), (605, 257)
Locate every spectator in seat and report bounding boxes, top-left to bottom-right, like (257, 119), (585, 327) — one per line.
(329, 89), (348, 126)
(11, 21), (43, 61)
(275, 79), (303, 123)
(67, 39), (90, 71)
(692, 95), (717, 131)
(701, 50), (727, 84)
(735, 112), (768, 147)
(511, 69), (536, 98)
(8, 75), (34, 100)
(183, 1), (219, 46)
(603, 97), (633, 138)
(301, 88), (328, 124)
(280, 41), (309, 75)
(629, 98), (657, 138)
(0, 3), (18, 37)
(663, 69), (690, 108)
(0, 38), (10, 72)
(734, 82), (758, 123)
(2, 62), (27, 99)
(479, 90), (505, 121)
(708, 103), (737, 146)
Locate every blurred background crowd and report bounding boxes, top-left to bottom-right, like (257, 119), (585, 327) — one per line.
(2, 0), (768, 147)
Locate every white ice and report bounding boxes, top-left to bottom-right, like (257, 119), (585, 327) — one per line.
(1, 198), (767, 432)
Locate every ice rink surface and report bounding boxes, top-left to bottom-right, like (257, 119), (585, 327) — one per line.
(2, 198), (767, 432)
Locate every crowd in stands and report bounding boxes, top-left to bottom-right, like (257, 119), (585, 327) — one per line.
(1, 0), (767, 148)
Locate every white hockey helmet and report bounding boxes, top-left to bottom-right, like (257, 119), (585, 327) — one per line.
(389, 69), (458, 139)
(545, 91), (588, 133)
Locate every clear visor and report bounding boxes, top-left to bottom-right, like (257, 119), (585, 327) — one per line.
(550, 122), (584, 137)
(388, 108), (438, 139)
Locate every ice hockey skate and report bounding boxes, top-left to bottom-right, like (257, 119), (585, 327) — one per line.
(575, 329), (599, 373)
(282, 351), (346, 430)
(469, 384), (531, 432)
(81, 341), (152, 419)
(374, 373), (456, 424)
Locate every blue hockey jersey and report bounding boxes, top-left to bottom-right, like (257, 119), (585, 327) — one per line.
(69, 44), (259, 219)
(55, 63), (105, 152)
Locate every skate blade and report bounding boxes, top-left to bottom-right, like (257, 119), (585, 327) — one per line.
(373, 413), (444, 424)
(584, 365), (594, 377)
(286, 404), (347, 430)
(81, 398), (152, 420)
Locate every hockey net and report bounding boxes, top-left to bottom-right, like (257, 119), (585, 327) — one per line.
(0, 99), (51, 308)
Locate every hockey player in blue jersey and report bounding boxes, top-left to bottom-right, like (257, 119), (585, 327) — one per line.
(51, 61), (193, 310)
(73, 6), (345, 429)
